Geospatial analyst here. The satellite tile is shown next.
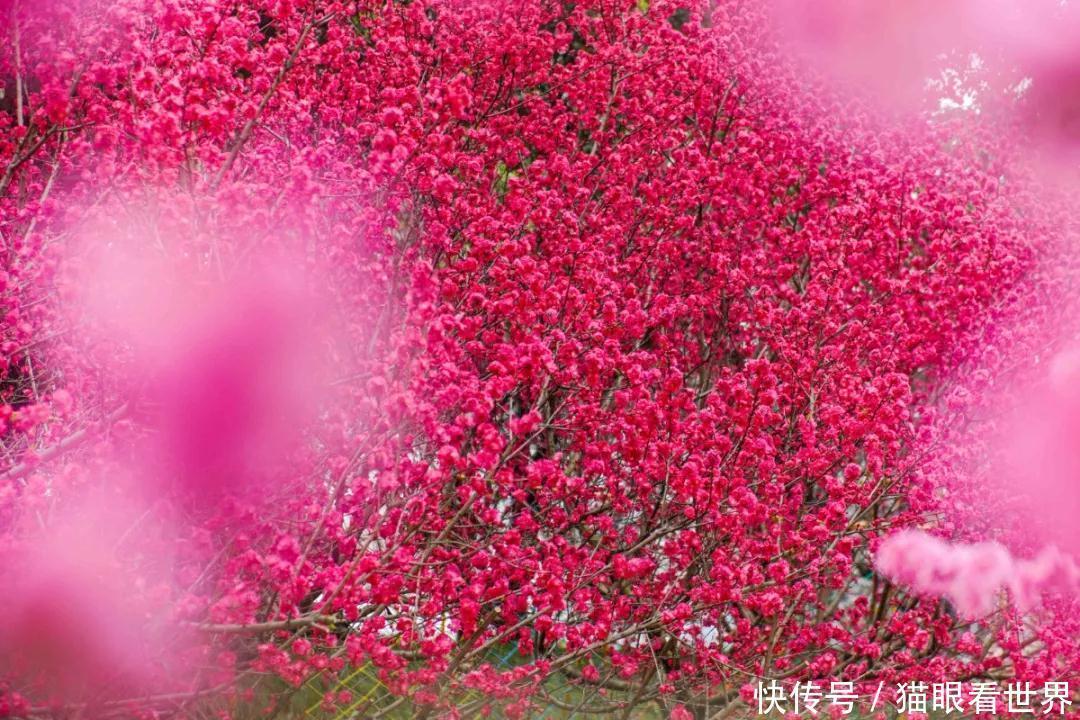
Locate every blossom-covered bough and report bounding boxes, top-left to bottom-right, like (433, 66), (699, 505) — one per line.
(1, 0), (1078, 718)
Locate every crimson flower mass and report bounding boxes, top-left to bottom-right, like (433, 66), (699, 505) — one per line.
(2, 0), (1080, 718)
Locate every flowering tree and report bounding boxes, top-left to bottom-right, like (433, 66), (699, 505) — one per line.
(1, 0), (1078, 718)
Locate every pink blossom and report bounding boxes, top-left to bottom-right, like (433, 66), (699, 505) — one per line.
(773, 0), (1080, 158)
(0, 499), (190, 704)
(0, 0), (1078, 714)
(877, 530), (1080, 618)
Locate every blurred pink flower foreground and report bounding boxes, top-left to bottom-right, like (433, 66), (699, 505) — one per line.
(876, 530), (1080, 618)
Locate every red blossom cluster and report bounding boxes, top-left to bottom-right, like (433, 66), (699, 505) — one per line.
(1, 0), (1078, 718)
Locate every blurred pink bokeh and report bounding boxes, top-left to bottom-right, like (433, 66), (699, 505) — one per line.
(0, 499), (189, 705)
(773, 0), (1080, 158)
(70, 222), (331, 501)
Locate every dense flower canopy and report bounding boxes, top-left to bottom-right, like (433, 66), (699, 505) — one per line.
(1, 0), (1078, 718)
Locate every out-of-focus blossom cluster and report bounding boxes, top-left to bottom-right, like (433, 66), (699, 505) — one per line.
(774, 0), (1080, 165)
(877, 530), (1080, 618)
